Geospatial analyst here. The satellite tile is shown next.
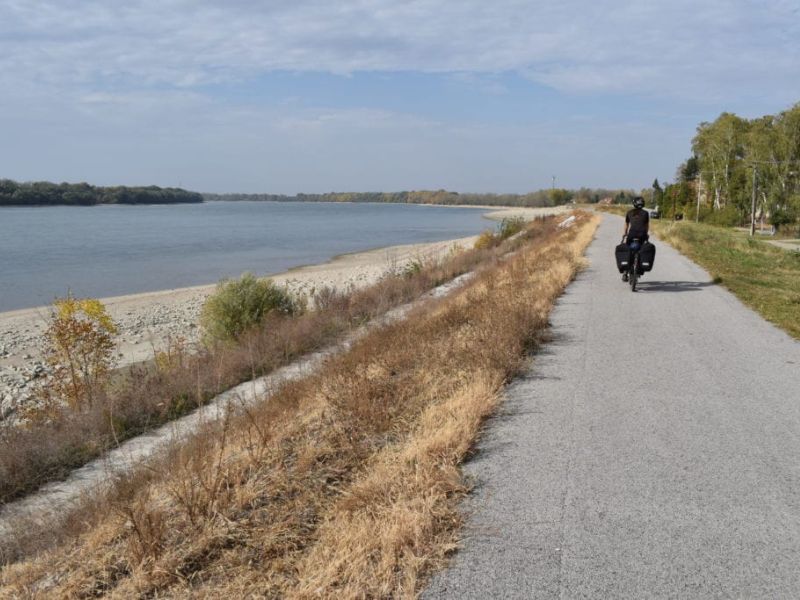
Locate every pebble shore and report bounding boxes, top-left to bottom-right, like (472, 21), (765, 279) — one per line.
(0, 205), (570, 424)
(0, 235), (479, 424)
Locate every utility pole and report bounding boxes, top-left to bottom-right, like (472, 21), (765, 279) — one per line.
(749, 165), (758, 237)
(551, 175), (556, 191)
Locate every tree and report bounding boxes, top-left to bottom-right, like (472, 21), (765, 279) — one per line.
(692, 113), (749, 210)
(548, 188), (573, 205)
(677, 156), (699, 183)
(652, 178), (663, 208)
(37, 297), (118, 412)
(0, 178), (203, 206)
(678, 101), (799, 230)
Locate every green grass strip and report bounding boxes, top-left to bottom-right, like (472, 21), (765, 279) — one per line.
(652, 220), (800, 339)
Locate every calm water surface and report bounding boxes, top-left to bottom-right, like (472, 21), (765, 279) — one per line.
(0, 202), (489, 311)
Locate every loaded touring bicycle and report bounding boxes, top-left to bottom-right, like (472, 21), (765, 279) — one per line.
(615, 238), (656, 292)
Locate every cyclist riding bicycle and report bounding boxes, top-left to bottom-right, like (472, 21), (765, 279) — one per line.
(622, 196), (649, 282)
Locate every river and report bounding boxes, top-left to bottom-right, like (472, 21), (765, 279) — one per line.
(0, 201), (489, 311)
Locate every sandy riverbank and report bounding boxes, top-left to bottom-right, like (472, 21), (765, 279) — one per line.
(0, 205), (566, 419)
(426, 204), (570, 221)
(0, 235), (478, 419)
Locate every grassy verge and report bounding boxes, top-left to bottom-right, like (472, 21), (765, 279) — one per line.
(0, 239), (510, 506)
(0, 213), (598, 597)
(651, 220), (800, 338)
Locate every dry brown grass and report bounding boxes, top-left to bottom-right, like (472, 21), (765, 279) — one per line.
(0, 213), (598, 598)
(0, 240), (500, 506)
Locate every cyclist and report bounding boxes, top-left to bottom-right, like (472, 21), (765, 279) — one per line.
(622, 196), (649, 282)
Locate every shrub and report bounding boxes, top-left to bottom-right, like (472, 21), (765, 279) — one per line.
(474, 216), (527, 250)
(473, 230), (497, 250)
(401, 258), (425, 278)
(36, 296), (118, 412)
(702, 205), (742, 227)
(200, 273), (301, 342)
(153, 336), (188, 374)
(497, 216), (526, 239)
(770, 206), (797, 230)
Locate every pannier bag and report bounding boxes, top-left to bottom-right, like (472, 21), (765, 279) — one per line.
(615, 243), (631, 273)
(639, 241), (656, 272)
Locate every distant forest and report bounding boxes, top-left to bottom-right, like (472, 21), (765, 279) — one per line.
(0, 179), (203, 206)
(204, 188), (632, 207)
(0, 178), (638, 209)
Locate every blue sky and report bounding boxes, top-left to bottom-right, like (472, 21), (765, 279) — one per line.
(1, 0), (798, 193)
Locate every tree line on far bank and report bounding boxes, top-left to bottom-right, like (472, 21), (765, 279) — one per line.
(203, 187), (633, 208)
(0, 179), (203, 206)
(2, 177), (644, 211)
(648, 101), (800, 231)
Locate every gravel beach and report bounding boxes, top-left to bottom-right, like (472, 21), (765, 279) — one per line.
(0, 234), (478, 422)
(0, 205), (568, 423)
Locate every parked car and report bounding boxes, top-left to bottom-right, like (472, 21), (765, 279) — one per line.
(647, 208), (661, 219)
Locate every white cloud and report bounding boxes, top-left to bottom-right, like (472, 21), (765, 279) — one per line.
(0, 0), (797, 100)
(0, 0), (796, 192)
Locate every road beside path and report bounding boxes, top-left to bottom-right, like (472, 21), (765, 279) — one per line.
(768, 238), (800, 252)
(425, 214), (800, 598)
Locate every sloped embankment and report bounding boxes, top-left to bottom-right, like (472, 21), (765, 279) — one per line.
(0, 213), (598, 598)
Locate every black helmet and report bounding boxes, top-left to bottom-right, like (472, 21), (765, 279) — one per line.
(633, 196), (645, 209)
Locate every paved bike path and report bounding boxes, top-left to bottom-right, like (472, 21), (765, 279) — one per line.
(425, 215), (800, 598)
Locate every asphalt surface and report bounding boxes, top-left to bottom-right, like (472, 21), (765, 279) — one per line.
(425, 215), (800, 599)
